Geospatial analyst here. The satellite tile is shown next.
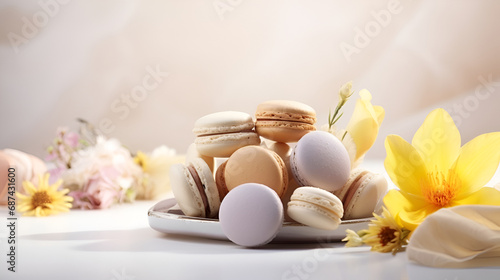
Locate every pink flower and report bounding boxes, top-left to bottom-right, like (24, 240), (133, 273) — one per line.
(70, 166), (122, 209)
(64, 131), (80, 149)
(63, 137), (142, 209)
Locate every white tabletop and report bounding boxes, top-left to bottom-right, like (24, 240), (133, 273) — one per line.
(1, 160), (499, 280)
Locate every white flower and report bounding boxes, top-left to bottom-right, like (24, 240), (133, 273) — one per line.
(62, 137), (142, 208)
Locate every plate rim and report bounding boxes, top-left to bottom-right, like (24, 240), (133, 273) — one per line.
(148, 198), (371, 243)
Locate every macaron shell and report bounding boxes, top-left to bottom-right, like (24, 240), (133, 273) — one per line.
(333, 168), (368, 201)
(266, 142), (292, 178)
(255, 121), (315, 143)
(195, 132), (261, 157)
(224, 146), (288, 197)
(169, 164), (205, 217)
(280, 177), (300, 222)
(267, 142), (296, 214)
(215, 160), (229, 200)
(186, 143), (214, 172)
(343, 173), (388, 220)
(193, 111), (255, 136)
(219, 183), (284, 247)
(290, 131), (351, 192)
(287, 187), (343, 230)
(190, 158), (220, 217)
(255, 100), (317, 143)
(287, 201), (341, 230)
(255, 100), (317, 124)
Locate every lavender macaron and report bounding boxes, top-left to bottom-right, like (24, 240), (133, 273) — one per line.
(290, 131), (351, 192)
(219, 183), (284, 247)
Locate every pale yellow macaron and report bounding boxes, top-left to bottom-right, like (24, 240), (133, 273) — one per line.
(287, 186), (344, 230)
(193, 111), (261, 157)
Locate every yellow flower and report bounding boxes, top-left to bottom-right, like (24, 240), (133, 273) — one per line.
(346, 90), (385, 163)
(134, 151), (150, 171)
(384, 108), (500, 232)
(16, 173), (73, 217)
(362, 207), (410, 254)
(134, 146), (185, 200)
(342, 229), (365, 247)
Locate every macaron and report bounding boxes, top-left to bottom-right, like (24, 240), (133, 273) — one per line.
(214, 160), (229, 200)
(186, 143), (215, 172)
(334, 168), (388, 219)
(264, 142), (300, 221)
(287, 186), (344, 230)
(169, 158), (220, 218)
(219, 183), (284, 247)
(255, 100), (317, 143)
(193, 111), (261, 157)
(290, 131), (351, 192)
(220, 146), (288, 197)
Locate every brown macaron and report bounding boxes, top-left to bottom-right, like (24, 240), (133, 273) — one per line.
(255, 100), (317, 143)
(219, 146), (288, 197)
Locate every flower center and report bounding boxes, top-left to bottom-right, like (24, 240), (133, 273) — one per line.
(378, 226), (397, 247)
(423, 170), (461, 207)
(32, 191), (53, 209)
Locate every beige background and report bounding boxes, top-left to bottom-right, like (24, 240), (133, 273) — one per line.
(1, 0), (499, 159)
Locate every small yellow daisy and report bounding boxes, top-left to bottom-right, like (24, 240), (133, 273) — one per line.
(362, 207), (410, 255)
(16, 173), (73, 217)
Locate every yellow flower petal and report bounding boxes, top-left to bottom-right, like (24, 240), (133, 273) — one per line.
(384, 135), (427, 196)
(346, 90), (384, 160)
(384, 189), (438, 231)
(35, 207), (42, 217)
(451, 187), (500, 206)
(16, 192), (28, 199)
(18, 205), (32, 212)
(452, 132), (500, 195)
(412, 109), (461, 173)
(22, 181), (37, 195)
(374, 105), (385, 125)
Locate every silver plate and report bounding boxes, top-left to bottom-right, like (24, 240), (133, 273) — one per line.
(148, 198), (371, 243)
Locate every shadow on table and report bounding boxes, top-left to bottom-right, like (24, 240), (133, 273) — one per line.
(21, 228), (346, 253)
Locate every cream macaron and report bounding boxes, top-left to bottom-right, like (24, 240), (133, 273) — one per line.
(255, 100), (316, 143)
(287, 186), (344, 230)
(217, 146), (288, 197)
(334, 168), (388, 219)
(169, 158), (220, 218)
(186, 143), (215, 172)
(193, 111), (261, 157)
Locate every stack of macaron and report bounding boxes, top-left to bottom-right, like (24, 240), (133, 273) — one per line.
(169, 100), (387, 247)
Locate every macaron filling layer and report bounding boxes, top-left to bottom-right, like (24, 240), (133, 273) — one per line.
(255, 120), (316, 130)
(186, 164), (210, 217)
(195, 128), (255, 137)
